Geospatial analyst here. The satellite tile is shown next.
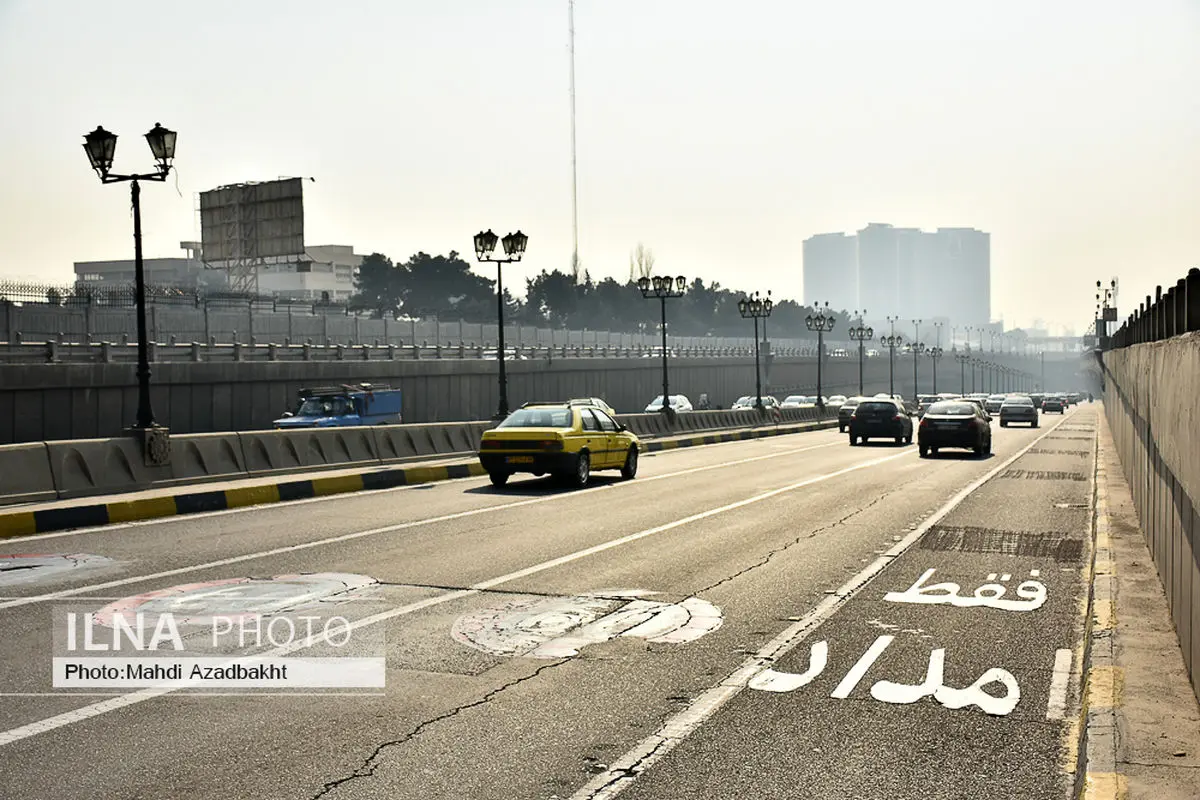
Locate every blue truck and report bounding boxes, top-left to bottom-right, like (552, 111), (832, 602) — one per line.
(273, 384), (403, 429)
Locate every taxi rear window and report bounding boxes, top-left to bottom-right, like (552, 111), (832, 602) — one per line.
(498, 408), (572, 428)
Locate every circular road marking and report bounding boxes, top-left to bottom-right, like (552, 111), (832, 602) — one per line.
(452, 589), (723, 659)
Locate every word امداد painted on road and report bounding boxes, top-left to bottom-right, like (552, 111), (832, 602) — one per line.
(884, 568), (1047, 612)
(0, 554), (114, 587)
(749, 636), (1020, 716)
(452, 589), (722, 659)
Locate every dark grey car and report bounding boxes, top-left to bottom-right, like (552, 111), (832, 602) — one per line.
(848, 399), (913, 446)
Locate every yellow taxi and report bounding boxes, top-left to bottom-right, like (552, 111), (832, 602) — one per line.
(478, 401), (640, 488)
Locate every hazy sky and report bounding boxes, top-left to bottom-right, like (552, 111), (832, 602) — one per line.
(1, 0), (1197, 333)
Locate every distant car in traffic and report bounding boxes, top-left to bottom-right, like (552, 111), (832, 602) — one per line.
(568, 397), (616, 415)
(732, 395), (780, 410)
(644, 395), (693, 413)
(848, 398), (913, 446)
(999, 396), (1038, 428)
(916, 394), (941, 418)
(828, 395), (848, 407)
(837, 396), (867, 432)
(478, 402), (639, 488)
(984, 394), (1007, 414)
(780, 395), (807, 409)
(918, 399), (993, 458)
(1041, 396), (1066, 414)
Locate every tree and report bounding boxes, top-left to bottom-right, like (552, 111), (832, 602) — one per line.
(351, 253), (403, 317)
(629, 243), (654, 283)
(399, 251), (496, 322)
(45, 287), (63, 306)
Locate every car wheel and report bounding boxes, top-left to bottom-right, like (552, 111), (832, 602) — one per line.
(895, 436), (902, 444)
(1032, 421), (1039, 428)
(1000, 420), (1007, 427)
(488, 471), (510, 487)
(904, 434), (912, 444)
(849, 435), (857, 446)
(930, 446), (939, 455)
(571, 451), (591, 488)
(919, 444), (928, 457)
(986, 437), (993, 454)
(974, 444), (985, 457)
(838, 424), (845, 433)
(620, 446), (638, 480)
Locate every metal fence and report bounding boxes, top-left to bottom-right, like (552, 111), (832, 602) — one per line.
(0, 280), (829, 354)
(1108, 267), (1200, 349)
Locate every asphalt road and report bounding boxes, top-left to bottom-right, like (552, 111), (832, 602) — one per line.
(0, 405), (1099, 800)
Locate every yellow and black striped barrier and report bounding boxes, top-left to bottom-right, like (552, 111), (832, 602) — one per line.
(0, 462), (489, 539)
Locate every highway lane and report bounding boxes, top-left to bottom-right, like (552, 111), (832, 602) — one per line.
(0, 407), (1094, 799)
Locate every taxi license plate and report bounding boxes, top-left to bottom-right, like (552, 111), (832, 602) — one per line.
(506, 456), (535, 464)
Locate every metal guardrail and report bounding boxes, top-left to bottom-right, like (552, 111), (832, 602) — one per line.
(0, 340), (841, 364)
(1108, 267), (1199, 349)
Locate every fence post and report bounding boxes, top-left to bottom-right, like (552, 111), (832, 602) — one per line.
(203, 300), (211, 344)
(1165, 285), (1176, 338)
(1188, 268), (1200, 333)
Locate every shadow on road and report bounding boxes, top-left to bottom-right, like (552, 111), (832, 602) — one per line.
(465, 475), (624, 496)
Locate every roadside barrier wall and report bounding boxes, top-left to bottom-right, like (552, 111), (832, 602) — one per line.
(0, 407), (837, 505)
(1100, 331), (1200, 701)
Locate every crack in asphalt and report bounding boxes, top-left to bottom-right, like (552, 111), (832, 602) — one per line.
(691, 485), (905, 598)
(308, 660), (565, 799)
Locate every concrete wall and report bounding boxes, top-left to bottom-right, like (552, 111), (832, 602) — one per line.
(0, 352), (1088, 444)
(1100, 331), (1200, 700)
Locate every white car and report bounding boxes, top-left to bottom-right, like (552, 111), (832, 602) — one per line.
(780, 395), (806, 409)
(644, 394), (693, 413)
(827, 395), (848, 407)
(732, 395), (779, 410)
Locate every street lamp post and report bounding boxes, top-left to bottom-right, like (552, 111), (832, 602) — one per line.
(910, 318), (923, 403)
(738, 292), (774, 409)
(955, 347), (970, 394)
(473, 229), (529, 418)
(805, 302), (837, 409)
(880, 333), (903, 397)
(638, 275), (687, 413)
(848, 309), (873, 397)
(926, 346), (944, 394)
(82, 123), (177, 463)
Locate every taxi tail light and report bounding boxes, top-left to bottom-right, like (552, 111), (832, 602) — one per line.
(919, 417), (930, 427)
(542, 439), (564, 451)
(480, 440), (501, 449)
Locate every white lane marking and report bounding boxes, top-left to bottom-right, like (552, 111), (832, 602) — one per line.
(1046, 648), (1073, 720)
(567, 408), (1081, 800)
(0, 436), (846, 545)
(0, 441), (852, 609)
(830, 635), (894, 699)
(0, 449), (914, 747)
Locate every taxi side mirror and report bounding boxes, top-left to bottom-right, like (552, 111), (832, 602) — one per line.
(617, 423), (627, 432)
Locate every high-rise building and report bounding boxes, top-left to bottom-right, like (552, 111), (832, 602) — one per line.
(802, 224), (990, 326)
(801, 233), (856, 313)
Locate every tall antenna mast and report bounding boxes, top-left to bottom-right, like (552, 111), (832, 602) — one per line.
(569, 0), (580, 283)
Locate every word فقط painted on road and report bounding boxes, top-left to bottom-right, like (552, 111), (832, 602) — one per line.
(93, 573), (378, 627)
(750, 635), (1021, 716)
(884, 568), (1047, 612)
(452, 589), (722, 659)
(0, 554), (114, 587)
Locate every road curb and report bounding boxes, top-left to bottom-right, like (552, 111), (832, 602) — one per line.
(0, 419), (838, 538)
(1078, 432), (1128, 800)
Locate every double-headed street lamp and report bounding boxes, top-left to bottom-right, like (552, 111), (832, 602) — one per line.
(82, 123), (177, 455)
(738, 291), (774, 409)
(847, 309), (873, 397)
(473, 229), (529, 418)
(910, 318), (924, 403)
(925, 346), (944, 394)
(880, 333), (903, 397)
(805, 302), (836, 409)
(954, 347), (971, 394)
(638, 275), (687, 413)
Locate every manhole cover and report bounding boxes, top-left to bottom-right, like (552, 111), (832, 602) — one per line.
(452, 589), (723, 659)
(0, 554), (114, 587)
(919, 526), (1083, 562)
(94, 573), (378, 626)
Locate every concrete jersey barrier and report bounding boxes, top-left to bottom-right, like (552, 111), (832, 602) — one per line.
(0, 406), (838, 505)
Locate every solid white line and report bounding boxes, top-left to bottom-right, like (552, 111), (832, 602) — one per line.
(0, 435), (845, 545)
(0, 441), (847, 608)
(567, 409), (1080, 800)
(1046, 648), (1073, 720)
(0, 446), (911, 748)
